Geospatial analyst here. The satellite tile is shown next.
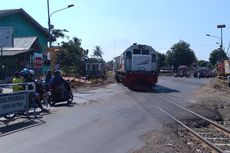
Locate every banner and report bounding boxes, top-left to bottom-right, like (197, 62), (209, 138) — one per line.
(0, 92), (27, 115)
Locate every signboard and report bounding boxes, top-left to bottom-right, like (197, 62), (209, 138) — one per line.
(0, 92), (27, 116)
(0, 27), (13, 47)
(33, 52), (43, 68)
(224, 60), (230, 74)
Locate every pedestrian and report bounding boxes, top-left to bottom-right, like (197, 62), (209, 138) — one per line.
(198, 71), (200, 79)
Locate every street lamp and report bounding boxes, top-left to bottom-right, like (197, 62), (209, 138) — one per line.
(217, 24), (226, 51)
(206, 25), (226, 62)
(206, 34), (221, 40)
(47, 0), (74, 48)
(206, 33), (223, 51)
(206, 33), (222, 62)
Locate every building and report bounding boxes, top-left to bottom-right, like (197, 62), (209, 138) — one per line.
(84, 58), (105, 78)
(0, 9), (52, 80)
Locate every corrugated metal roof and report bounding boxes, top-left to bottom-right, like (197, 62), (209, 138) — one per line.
(1, 37), (37, 56)
(3, 36), (37, 50)
(14, 36), (37, 49)
(1, 49), (27, 56)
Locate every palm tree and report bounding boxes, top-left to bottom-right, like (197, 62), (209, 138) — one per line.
(93, 46), (103, 59)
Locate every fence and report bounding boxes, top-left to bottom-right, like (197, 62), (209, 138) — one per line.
(0, 82), (36, 118)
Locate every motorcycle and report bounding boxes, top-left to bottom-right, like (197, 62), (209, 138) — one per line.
(35, 79), (49, 110)
(47, 80), (73, 106)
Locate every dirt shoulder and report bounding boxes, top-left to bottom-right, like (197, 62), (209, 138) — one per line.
(189, 79), (230, 127)
(71, 75), (116, 93)
(133, 78), (230, 153)
(133, 124), (198, 153)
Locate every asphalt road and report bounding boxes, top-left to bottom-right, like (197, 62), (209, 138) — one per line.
(0, 76), (210, 153)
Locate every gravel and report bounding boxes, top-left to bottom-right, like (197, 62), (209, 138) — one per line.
(133, 78), (230, 153)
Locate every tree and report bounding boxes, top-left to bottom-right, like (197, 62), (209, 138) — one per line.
(52, 29), (69, 39)
(165, 40), (197, 68)
(197, 60), (209, 67)
(57, 37), (84, 74)
(93, 46), (103, 59)
(157, 52), (166, 68)
(209, 48), (228, 66)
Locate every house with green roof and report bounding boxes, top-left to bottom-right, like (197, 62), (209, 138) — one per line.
(0, 8), (53, 81)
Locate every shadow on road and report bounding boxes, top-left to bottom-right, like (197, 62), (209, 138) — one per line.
(131, 85), (180, 93)
(151, 85), (180, 93)
(0, 118), (45, 137)
(52, 103), (76, 107)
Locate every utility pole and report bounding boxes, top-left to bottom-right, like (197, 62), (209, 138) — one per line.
(47, 0), (51, 48)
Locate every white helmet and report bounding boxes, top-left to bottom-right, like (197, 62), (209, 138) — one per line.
(29, 70), (35, 75)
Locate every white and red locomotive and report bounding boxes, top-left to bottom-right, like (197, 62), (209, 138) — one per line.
(113, 43), (158, 90)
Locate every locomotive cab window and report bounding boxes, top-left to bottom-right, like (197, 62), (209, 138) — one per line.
(152, 53), (156, 62)
(126, 51), (132, 59)
(142, 50), (149, 55)
(133, 49), (141, 54)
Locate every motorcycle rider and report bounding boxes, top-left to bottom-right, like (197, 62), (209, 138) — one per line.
(50, 70), (66, 98)
(23, 69), (47, 112)
(45, 70), (52, 85)
(12, 71), (24, 92)
(43, 70), (52, 91)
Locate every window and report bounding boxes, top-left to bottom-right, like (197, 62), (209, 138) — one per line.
(142, 50), (149, 55)
(86, 64), (91, 71)
(92, 64), (99, 70)
(126, 51), (132, 59)
(133, 49), (141, 54)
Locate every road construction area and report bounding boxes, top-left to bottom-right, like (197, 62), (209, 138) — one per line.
(1, 76), (229, 153)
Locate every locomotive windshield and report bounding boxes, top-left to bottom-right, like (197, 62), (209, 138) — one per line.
(133, 49), (141, 54)
(142, 50), (149, 55)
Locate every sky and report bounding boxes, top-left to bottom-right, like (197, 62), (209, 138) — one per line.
(1, 0), (230, 62)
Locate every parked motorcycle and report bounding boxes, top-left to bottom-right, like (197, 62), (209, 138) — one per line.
(47, 80), (73, 106)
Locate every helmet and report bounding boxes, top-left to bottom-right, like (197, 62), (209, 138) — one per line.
(20, 68), (30, 77)
(29, 70), (35, 75)
(20, 68), (35, 77)
(54, 70), (61, 76)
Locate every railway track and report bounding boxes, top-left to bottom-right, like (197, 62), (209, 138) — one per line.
(135, 91), (230, 153)
(119, 81), (230, 152)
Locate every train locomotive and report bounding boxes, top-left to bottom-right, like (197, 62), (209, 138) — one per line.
(113, 43), (158, 90)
